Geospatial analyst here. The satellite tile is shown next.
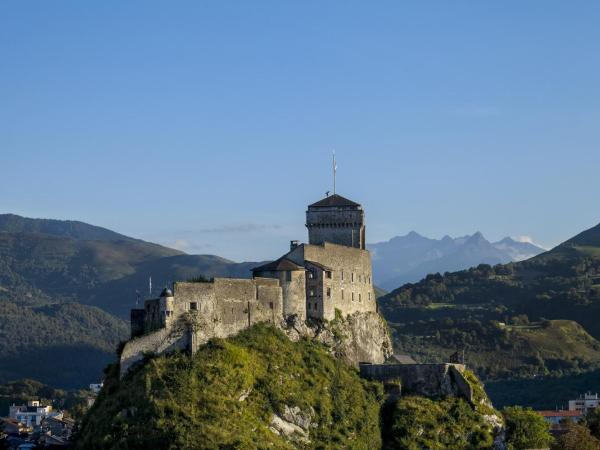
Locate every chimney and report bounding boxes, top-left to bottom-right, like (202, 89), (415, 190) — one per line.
(290, 240), (299, 251)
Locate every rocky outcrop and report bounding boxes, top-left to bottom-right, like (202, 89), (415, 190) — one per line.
(269, 405), (314, 444)
(121, 310), (392, 378)
(359, 363), (473, 399)
(282, 311), (393, 366)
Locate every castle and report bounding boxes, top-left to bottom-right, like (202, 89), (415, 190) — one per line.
(121, 193), (378, 376)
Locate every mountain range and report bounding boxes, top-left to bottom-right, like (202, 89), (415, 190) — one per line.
(369, 231), (546, 291)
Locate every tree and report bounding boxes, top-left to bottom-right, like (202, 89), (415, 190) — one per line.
(551, 423), (600, 450)
(587, 407), (600, 440)
(502, 406), (553, 450)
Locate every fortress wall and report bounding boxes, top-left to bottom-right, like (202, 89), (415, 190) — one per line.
(121, 278), (285, 377)
(120, 326), (188, 378)
(173, 282), (216, 316)
(359, 363), (472, 401)
(303, 243), (376, 320)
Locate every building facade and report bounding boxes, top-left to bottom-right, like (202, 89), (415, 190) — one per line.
(9, 401), (56, 428)
(568, 392), (600, 414)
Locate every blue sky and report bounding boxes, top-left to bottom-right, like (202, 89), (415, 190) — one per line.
(1, 1), (599, 261)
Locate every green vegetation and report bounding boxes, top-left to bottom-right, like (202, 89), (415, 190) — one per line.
(0, 300), (127, 388)
(75, 324), (499, 449)
(391, 318), (600, 381)
(551, 422), (600, 450)
(74, 324), (384, 449)
(587, 407), (600, 440)
(379, 222), (600, 408)
(0, 215), (257, 386)
(382, 396), (495, 450)
(486, 368), (600, 410)
(502, 406), (553, 450)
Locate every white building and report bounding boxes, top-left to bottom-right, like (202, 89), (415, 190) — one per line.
(9, 400), (57, 428)
(568, 392), (600, 414)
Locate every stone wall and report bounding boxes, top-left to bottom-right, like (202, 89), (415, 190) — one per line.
(359, 363), (473, 401)
(306, 206), (365, 249)
(253, 269), (306, 319)
(120, 322), (189, 377)
(120, 277), (284, 377)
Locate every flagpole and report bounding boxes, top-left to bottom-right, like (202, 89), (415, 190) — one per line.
(333, 151), (336, 195)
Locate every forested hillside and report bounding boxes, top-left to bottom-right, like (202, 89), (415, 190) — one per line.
(0, 214), (260, 387)
(379, 221), (600, 407)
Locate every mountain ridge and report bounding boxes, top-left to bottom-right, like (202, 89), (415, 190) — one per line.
(369, 231), (546, 290)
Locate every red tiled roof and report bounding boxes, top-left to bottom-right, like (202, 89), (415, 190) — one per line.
(537, 410), (582, 417)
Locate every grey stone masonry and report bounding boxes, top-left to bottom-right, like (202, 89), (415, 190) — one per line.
(306, 195), (365, 249)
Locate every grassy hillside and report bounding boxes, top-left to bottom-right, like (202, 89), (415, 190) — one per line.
(382, 396), (496, 450)
(391, 318), (600, 380)
(75, 324), (499, 450)
(74, 324), (384, 449)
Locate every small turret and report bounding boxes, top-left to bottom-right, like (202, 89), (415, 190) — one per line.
(159, 287), (175, 327)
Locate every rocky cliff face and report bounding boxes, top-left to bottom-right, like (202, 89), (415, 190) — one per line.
(283, 311), (393, 366)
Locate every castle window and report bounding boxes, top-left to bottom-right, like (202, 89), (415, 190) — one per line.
(359, 293), (362, 302)
(309, 271), (314, 279)
(341, 289), (344, 300)
(310, 290), (315, 297)
(269, 302), (274, 309)
(326, 287), (331, 297)
(325, 271), (332, 279)
(352, 292), (354, 301)
(189, 302), (198, 311)
(351, 273), (355, 282)
(369, 292), (371, 301)
(286, 271), (292, 282)
(314, 302), (318, 310)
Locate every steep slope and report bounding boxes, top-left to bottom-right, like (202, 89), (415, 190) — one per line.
(74, 324), (498, 450)
(369, 231), (544, 290)
(75, 325), (384, 449)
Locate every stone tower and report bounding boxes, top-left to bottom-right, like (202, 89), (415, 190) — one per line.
(306, 194), (365, 249)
